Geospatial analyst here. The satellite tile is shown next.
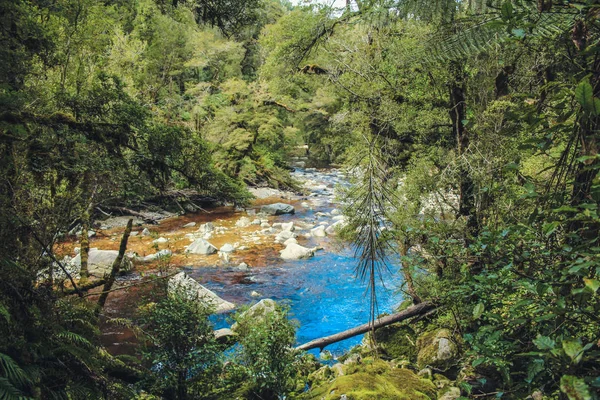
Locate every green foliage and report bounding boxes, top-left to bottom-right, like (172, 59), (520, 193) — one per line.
(233, 302), (299, 399)
(138, 295), (221, 399)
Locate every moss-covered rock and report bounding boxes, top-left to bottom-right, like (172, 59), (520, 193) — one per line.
(373, 324), (418, 362)
(437, 386), (461, 400)
(416, 329), (460, 371)
(301, 357), (437, 400)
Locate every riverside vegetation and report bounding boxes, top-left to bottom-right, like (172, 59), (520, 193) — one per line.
(1, 0), (600, 399)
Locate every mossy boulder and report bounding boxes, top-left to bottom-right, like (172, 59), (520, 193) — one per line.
(372, 324), (417, 362)
(302, 358), (437, 400)
(416, 329), (460, 371)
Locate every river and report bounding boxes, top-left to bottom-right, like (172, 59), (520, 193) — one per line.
(96, 167), (404, 358)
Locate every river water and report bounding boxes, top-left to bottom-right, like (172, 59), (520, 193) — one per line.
(100, 168), (404, 357)
(194, 168), (404, 356)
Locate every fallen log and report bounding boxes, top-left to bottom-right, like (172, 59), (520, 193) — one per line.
(296, 301), (436, 351)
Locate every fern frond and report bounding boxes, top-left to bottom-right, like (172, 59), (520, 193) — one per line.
(0, 304), (9, 323)
(0, 354), (30, 390)
(425, 2), (580, 62)
(0, 377), (32, 400)
(53, 332), (93, 349)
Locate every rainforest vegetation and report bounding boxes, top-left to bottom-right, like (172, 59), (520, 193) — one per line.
(1, 0), (600, 399)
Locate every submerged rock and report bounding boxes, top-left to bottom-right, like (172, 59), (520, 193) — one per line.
(183, 222), (196, 228)
(260, 203), (295, 216)
(187, 238), (217, 255)
(168, 272), (234, 313)
(280, 243), (315, 260)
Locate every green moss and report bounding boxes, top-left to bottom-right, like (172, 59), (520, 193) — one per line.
(301, 358), (436, 400)
(416, 329), (460, 371)
(373, 324), (417, 362)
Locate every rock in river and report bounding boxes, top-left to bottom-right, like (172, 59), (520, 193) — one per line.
(235, 217), (251, 228)
(168, 272), (234, 313)
(260, 203), (295, 216)
(142, 249), (172, 262)
(280, 243), (315, 260)
(187, 238), (218, 255)
(70, 249), (132, 277)
(311, 225), (327, 237)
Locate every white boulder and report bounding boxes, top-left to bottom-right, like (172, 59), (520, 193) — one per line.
(280, 243), (315, 260)
(187, 238), (217, 255)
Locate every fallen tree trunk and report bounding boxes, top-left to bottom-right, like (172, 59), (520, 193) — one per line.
(296, 301), (436, 351)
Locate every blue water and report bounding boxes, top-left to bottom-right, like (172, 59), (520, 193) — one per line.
(187, 169), (404, 357)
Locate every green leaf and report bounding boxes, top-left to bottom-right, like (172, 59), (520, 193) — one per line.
(473, 303), (485, 320)
(575, 80), (596, 115)
(533, 335), (556, 350)
(501, 1), (513, 21)
(526, 359), (544, 384)
(542, 222), (559, 236)
(563, 340), (584, 364)
(472, 357), (486, 367)
(560, 375), (592, 400)
(584, 278), (600, 293)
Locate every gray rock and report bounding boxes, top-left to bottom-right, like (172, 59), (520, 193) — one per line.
(214, 328), (235, 340)
(220, 243), (235, 253)
(168, 272), (234, 313)
(142, 228), (151, 236)
(281, 222), (294, 231)
(237, 262), (249, 270)
(152, 237), (168, 244)
(142, 249), (172, 262)
(235, 217), (251, 228)
(197, 223), (214, 235)
(232, 299), (277, 331)
(70, 249), (132, 277)
(283, 237), (297, 246)
(260, 203), (295, 216)
(276, 230), (297, 241)
(183, 222), (196, 228)
(311, 225), (327, 237)
(280, 243), (315, 260)
(250, 290), (261, 297)
(438, 387), (461, 400)
(187, 238), (217, 255)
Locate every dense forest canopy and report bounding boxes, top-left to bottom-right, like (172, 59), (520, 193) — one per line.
(1, 0), (600, 399)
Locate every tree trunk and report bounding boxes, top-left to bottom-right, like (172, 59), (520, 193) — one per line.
(398, 240), (422, 304)
(296, 301), (436, 351)
(96, 219), (132, 315)
(79, 204), (91, 284)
